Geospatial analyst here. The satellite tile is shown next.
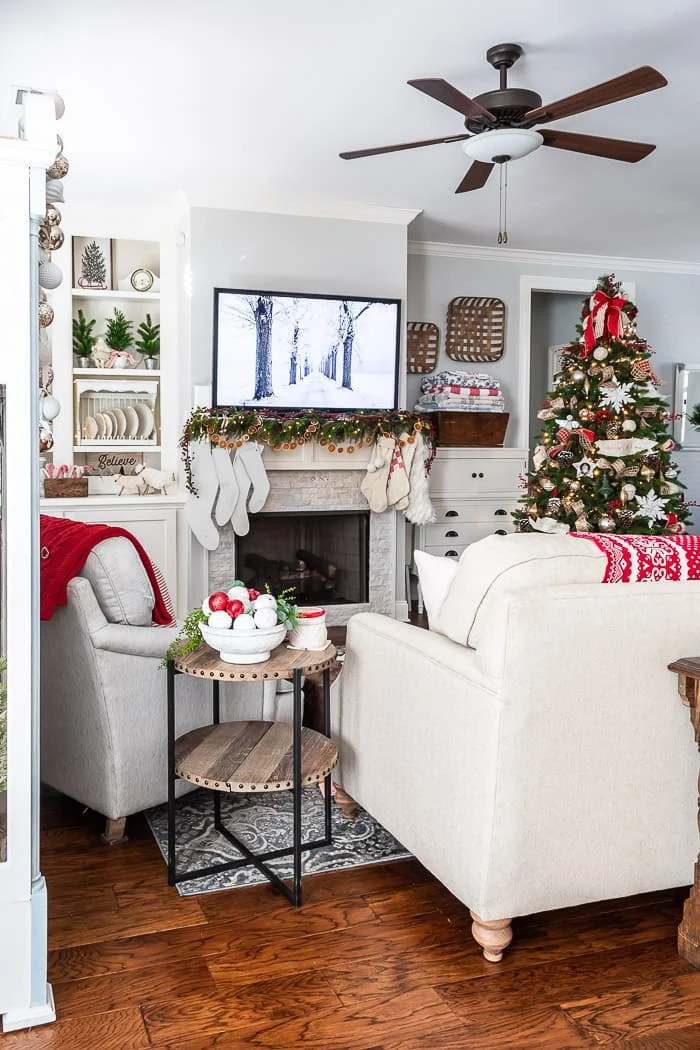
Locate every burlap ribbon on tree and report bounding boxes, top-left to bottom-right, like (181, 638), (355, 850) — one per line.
(549, 425), (595, 459)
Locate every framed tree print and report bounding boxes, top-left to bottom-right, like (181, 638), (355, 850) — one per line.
(72, 236), (112, 291)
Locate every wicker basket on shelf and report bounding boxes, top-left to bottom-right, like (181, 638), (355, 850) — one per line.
(406, 322), (439, 374)
(445, 297), (506, 363)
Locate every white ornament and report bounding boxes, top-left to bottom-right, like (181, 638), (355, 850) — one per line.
(252, 593), (277, 611)
(232, 612), (256, 632)
(40, 395), (60, 421)
(593, 347), (609, 361)
(227, 585), (252, 610)
(621, 419), (637, 432)
(634, 488), (668, 523)
(38, 261), (63, 290)
(573, 456), (596, 478)
(208, 610), (233, 629)
(532, 445), (547, 470)
(622, 483), (636, 500)
(253, 607), (278, 629)
(556, 414), (580, 430)
(600, 382), (634, 414)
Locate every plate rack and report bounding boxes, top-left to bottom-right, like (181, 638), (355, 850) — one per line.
(73, 377), (159, 446)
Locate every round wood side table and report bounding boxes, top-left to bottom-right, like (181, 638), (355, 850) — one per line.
(167, 641), (338, 906)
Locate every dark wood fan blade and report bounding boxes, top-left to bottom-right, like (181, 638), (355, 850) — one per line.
(408, 78), (496, 122)
(455, 161), (494, 193)
(339, 133), (470, 160)
(540, 129), (656, 162)
(525, 66), (667, 124)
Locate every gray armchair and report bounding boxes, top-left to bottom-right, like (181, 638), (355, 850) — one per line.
(40, 537), (272, 843)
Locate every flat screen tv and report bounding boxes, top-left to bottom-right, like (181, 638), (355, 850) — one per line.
(212, 288), (401, 411)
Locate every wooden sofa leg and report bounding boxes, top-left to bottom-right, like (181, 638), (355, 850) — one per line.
(333, 786), (359, 820)
(469, 911), (513, 962)
(101, 816), (127, 845)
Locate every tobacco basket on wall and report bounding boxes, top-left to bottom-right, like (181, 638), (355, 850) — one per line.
(445, 297), (506, 363)
(406, 322), (440, 374)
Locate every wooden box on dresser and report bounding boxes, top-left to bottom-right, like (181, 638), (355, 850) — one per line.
(418, 447), (528, 559)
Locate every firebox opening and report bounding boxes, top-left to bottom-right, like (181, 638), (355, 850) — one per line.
(235, 511), (370, 606)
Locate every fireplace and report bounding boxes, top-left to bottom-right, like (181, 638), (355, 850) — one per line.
(235, 511), (369, 605)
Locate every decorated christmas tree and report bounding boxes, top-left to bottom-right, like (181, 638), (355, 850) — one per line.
(514, 275), (690, 535)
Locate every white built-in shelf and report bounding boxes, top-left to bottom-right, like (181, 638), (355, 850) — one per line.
(74, 443), (161, 453)
(71, 288), (160, 302)
(73, 367), (161, 377)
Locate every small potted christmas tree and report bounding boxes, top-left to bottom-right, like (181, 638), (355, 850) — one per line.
(104, 308), (136, 368)
(72, 309), (97, 366)
(135, 313), (160, 369)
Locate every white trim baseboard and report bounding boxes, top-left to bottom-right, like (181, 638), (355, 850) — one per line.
(408, 239), (700, 276)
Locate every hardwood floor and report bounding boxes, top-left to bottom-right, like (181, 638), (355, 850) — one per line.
(4, 789), (699, 1048)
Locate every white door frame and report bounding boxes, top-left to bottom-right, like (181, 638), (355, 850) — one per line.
(516, 275), (637, 451)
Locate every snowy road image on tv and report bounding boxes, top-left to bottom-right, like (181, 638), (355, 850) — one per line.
(213, 289), (400, 410)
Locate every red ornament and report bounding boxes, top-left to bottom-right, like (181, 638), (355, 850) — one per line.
(226, 599), (245, 618)
(207, 591), (229, 612)
(248, 589), (260, 601)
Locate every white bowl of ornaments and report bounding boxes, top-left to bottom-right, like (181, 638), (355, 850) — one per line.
(199, 585), (288, 663)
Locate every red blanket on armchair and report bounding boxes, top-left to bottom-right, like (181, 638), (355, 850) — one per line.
(40, 514), (175, 623)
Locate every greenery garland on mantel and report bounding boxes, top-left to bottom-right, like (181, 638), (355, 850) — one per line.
(181, 407), (437, 494)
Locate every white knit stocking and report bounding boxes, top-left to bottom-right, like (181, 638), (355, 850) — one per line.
(238, 441), (270, 513)
(360, 436), (395, 513)
(403, 433), (436, 525)
(212, 447), (239, 527)
(184, 440), (220, 550)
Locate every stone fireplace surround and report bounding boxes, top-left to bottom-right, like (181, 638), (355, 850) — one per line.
(207, 461), (398, 626)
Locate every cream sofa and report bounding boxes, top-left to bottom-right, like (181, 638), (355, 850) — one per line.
(338, 533), (699, 961)
(40, 537), (290, 842)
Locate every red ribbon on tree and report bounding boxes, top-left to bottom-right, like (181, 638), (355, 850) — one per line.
(581, 290), (630, 355)
(548, 425), (596, 459)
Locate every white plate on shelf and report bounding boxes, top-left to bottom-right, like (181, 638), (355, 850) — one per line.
(105, 410), (119, 438)
(113, 408), (126, 438)
(101, 412), (113, 439)
(94, 413), (105, 438)
(133, 401), (155, 440)
(123, 405), (139, 439)
(83, 415), (98, 440)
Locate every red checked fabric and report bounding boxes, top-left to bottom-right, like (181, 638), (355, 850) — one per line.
(572, 533), (700, 583)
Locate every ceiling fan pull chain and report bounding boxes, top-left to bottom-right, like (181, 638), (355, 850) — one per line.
(503, 161), (508, 244)
(497, 163), (503, 243)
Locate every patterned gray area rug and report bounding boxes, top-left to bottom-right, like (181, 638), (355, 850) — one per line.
(145, 787), (411, 896)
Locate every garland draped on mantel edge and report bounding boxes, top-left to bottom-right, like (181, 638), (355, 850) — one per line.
(180, 408), (437, 494)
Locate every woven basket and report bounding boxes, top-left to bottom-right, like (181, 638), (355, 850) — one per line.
(406, 322), (439, 374)
(445, 297), (506, 363)
(436, 412), (509, 447)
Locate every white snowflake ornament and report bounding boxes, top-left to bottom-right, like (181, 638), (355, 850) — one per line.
(634, 488), (668, 523)
(599, 382), (635, 414)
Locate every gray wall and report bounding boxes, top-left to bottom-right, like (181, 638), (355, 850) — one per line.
(529, 292), (582, 442)
(407, 251), (700, 523)
(189, 207), (408, 401)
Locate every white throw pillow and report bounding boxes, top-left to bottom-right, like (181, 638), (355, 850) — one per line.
(413, 549), (458, 632)
(436, 533), (606, 647)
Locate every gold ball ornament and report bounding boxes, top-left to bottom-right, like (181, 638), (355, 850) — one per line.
(38, 301), (54, 327)
(38, 225), (64, 251)
(47, 153), (69, 180)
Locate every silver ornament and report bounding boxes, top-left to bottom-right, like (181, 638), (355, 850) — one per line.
(38, 261), (63, 290)
(47, 153), (69, 180)
(572, 369), (585, 383)
(45, 179), (64, 203)
(38, 225), (64, 251)
(44, 203), (62, 226)
(38, 301), (54, 327)
(598, 515), (615, 532)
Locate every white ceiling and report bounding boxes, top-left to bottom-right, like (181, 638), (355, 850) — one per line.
(2, 0), (700, 260)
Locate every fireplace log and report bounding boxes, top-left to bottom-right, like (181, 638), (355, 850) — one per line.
(296, 548), (337, 580)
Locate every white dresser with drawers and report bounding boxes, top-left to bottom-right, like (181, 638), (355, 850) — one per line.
(417, 447), (529, 561)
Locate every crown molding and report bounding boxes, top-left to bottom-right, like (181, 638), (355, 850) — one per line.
(408, 239), (700, 276)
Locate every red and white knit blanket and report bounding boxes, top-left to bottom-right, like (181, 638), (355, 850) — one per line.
(572, 533), (700, 583)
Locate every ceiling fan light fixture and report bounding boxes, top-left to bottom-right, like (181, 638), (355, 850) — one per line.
(463, 128), (543, 163)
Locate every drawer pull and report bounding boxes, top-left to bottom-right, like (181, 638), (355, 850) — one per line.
(445, 530), (458, 538)
(478, 472), (484, 478)
(445, 510), (458, 517)
(494, 508), (507, 516)
(445, 550), (459, 558)
(471, 472), (477, 478)
(495, 529), (507, 536)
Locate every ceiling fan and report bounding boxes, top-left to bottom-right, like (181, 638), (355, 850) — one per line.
(339, 44), (666, 195)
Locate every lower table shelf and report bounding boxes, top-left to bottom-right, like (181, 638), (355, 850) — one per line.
(174, 720), (338, 793)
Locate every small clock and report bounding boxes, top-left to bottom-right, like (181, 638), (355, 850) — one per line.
(130, 267), (155, 292)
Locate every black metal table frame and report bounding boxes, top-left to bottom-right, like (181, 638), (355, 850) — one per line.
(166, 660), (333, 906)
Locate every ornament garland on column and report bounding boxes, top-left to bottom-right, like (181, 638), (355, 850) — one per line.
(514, 274), (691, 535)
